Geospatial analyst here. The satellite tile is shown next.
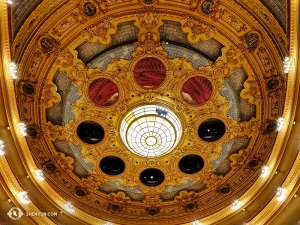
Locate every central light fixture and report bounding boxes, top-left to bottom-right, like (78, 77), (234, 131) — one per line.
(120, 105), (182, 158)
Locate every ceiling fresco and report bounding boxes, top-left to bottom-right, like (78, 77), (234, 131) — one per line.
(0, 0), (300, 225)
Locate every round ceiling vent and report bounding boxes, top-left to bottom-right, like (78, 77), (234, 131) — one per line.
(198, 118), (225, 142)
(120, 105), (182, 158)
(77, 121), (104, 144)
(179, 154), (204, 174)
(100, 156), (125, 175)
(140, 168), (164, 187)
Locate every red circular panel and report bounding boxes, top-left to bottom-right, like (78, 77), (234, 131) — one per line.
(88, 78), (119, 106)
(182, 76), (212, 105)
(134, 58), (166, 88)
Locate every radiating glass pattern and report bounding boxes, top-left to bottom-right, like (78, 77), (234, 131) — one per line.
(120, 105), (182, 158)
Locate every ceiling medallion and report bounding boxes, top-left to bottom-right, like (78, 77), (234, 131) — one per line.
(120, 105), (182, 158)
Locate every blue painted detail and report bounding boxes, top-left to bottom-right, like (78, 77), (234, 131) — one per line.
(260, 0), (286, 30)
(12, 0), (42, 37)
(90, 44), (137, 71)
(162, 44), (210, 69)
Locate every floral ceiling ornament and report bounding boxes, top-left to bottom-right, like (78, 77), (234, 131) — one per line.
(134, 32), (161, 54)
(138, 7), (159, 30)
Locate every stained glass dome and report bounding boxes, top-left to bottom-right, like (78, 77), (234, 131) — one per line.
(120, 105), (182, 158)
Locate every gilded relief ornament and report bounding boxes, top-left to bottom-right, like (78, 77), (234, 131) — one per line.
(52, 152), (74, 173)
(225, 46), (244, 65)
(240, 31), (261, 52)
(39, 35), (59, 55)
(108, 192), (131, 205)
(40, 80), (60, 107)
(182, 16), (217, 39)
(80, 1), (98, 18)
(174, 191), (197, 204)
(56, 49), (74, 68)
(27, 52), (44, 79)
(82, 18), (115, 41)
(199, 0), (219, 18)
(257, 47), (273, 73)
(53, 13), (79, 36)
(265, 76), (282, 92)
(135, 32), (160, 54)
(138, 7), (159, 30)
(219, 9), (246, 32)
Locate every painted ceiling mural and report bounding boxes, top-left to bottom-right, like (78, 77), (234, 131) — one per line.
(0, 0), (299, 225)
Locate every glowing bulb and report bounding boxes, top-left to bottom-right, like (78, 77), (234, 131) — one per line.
(18, 191), (30, 204)
(35, 169), (45, 181)
(261, 166), (270, 178)
(192, 221), (202, 225)
(231, 200), (242, 210)
(104, 222), (113, 225)
(19, 122), (27, 136)
(9, 62), (17, 79)
(276, 187), (286, 202)
(276, 117), (284, 131)
(0, 140), (4, 155)
(64, 202), (75, 213)
(283, 57), (291, 73)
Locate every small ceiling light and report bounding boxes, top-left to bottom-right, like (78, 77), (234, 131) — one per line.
(276, 187), (286, 202)
(9, 62), (17, 79)
(231, 200), (242, 210)
(283, 57), (291, 73)
(104, 222), (113, 225)
(276, 117), (284, 131)
(261, 165), (270, 178)
(192, 221), (202, 225)
(7, 0), (13, 4)
(19, 122), (27, 136)
(0, 140), (4, 156)
(35, 169), (45, 181)
(64, 202), (75, 213)
(18, 191), (30, 204)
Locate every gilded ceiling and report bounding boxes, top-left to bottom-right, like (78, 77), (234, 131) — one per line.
(0, 0), (299, 225)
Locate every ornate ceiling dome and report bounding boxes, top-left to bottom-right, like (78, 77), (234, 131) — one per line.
(0, 0), (299, 225)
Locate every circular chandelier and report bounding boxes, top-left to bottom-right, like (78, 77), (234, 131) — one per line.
(120, 105), (182, 158)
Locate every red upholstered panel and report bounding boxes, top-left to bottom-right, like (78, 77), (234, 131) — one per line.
(134, 58), (166, 87)
(182, 76), (212, 104)
(88, 78), (119, 106)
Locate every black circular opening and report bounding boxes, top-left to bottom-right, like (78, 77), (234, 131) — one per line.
(140, 168), (164, 187)
(75, 189), (85, 196)
(22, 83), (35, 94)
(100, 156), (125, 175)
(221, 186), (231, 195)
(249, 159), (259, 168)
(26, 127), (37, 137)
(111, 204), (120, 211)
(179, 154), (204, 174)
(148, 208), (158, 216)
(186, 203), (195, 210)
(77, 121), (104, 144)
(266, 122), (278, 133)
(267, 78), (279, 90)
(198, 119), (225, 142)
(46, 164), (56, 171)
